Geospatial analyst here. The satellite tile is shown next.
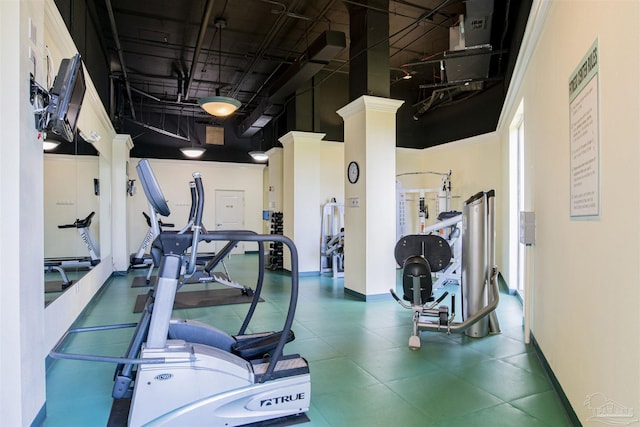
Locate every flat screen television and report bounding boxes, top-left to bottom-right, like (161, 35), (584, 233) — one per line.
(45, 53), (86, 143)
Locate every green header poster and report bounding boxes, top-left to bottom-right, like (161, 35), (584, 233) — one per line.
(569, 39), (599, 218)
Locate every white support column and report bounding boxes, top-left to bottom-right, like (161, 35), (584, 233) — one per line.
(0, 1), (47, 425)
(111, 135), (133, 272)
(337, 96), (404, 299)
(279, 131), (325, 274)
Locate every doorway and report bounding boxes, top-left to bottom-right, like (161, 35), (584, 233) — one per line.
(215, 190), (245, 255)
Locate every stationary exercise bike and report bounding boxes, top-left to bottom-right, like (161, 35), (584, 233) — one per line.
(51, 159), (310, 426)
(44, 212), (101, 289)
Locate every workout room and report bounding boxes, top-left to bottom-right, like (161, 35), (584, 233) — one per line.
(2, 1), (639, 426)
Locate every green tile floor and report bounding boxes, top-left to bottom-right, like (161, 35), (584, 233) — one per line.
(44, 254), (573, 426)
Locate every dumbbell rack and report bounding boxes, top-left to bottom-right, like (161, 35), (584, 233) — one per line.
(268, 212), (283, 270)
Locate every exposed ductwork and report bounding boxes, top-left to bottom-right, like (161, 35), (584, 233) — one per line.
(237, 30), (346, 137)
(413, 0), (498, 120)
(443, 0), (495, 83)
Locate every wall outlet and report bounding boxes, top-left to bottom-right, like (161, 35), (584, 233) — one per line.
(348, 197), (360, 207)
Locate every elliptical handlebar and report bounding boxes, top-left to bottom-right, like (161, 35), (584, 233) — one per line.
(58, 211), (95, 229)
(185, 172), (204, 277)
(188, 181), (197, 224)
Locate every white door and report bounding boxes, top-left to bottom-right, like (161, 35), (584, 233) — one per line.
(215, 190), (245, 254)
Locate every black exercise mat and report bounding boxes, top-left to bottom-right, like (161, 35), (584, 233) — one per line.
(108, 397), (309, 426)
(45, 281), (71, 293)
(131, 276), (156, 287)
(107, 398), (130, 427)
(132, 272), (230, 287)
(133, 287), (262, 313)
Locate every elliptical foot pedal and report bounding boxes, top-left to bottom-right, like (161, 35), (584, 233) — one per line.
(251, 354), (309, 382)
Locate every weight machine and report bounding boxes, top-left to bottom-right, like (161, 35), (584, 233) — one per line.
(391, 190), (500, 349)
(396, 170), (453, 241)
(320, 200), (344, 278)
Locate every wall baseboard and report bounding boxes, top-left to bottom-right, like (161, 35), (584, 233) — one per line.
(530, 333), (582, 426)
(344, 287), (393, 301)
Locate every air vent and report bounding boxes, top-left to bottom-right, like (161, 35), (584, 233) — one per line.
(206, 126), (224, 145)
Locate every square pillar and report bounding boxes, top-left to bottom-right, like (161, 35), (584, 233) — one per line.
(337, 96), (404, 299)
(279, 131), (325, 274)
(111, 134), (133, 272)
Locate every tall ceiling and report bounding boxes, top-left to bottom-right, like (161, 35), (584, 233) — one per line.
(55, 0), (530, 162)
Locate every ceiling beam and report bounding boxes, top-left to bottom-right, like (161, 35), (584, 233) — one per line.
(184, 0), (216, 100)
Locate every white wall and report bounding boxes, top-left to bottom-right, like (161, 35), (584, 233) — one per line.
(0, 1), (115, 423)
(0, 1), (47, 424)
(497, 1), (640, 422)
(127, 158), (265, 254)
(319, 140), (345, 205)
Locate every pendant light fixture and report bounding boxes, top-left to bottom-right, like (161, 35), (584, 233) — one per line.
(43, 139), (60, 151)
(179, 110), (206, 158)
(180, 146), (206, 158)
(198, 19), (241, 117)
(249, 151), (269, 162)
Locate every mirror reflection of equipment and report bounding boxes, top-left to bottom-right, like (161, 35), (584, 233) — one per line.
(44, 212), (101, 293)
(31, 53), (86, 145)
(35, 53), (93, 304)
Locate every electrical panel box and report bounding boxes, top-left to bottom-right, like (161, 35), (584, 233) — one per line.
(519, 211), (535, 245)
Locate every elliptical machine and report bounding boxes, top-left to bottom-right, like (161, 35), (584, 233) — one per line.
(51, 159), (310, 426)
(391, 190), (501, 349)
(129, 211), (174, 269)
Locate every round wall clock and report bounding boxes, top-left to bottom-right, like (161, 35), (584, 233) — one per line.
(348, 161), (360, 184)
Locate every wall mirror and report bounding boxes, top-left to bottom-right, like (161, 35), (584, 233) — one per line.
(44, 136), (101, 306)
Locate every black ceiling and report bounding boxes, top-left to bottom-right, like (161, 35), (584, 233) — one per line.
(54, 0), (531, 162)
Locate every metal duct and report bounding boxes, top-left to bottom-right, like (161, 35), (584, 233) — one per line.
(443, 0), (495, 83)
(238, 30), (346, 137)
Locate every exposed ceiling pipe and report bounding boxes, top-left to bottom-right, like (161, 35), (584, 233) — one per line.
(184, 0), (216, 101)
(238, 30), (346, 137)
(105, 0), (137, 120)
(291, 0), (338, 53)
(125, 118), (191, 141)
(240, 0), (338, 110)
(229, 0), (304, 100)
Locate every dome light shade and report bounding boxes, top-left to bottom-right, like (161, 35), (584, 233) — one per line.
(198, 96), (241, 117)
(43, 140), (60, 151)
(249, 151), (269, 162)
(180, 146), (206, 158)
(199, 19), (241, 117)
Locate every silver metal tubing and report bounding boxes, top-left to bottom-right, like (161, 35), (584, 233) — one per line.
(423, 213), (462, 234)
(49, 321), (193, 365)
(48, 351), (193, 365)
(185, 172), (204, 277)
(462, 192), (489, 337)
(417, 268), (499, 334)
